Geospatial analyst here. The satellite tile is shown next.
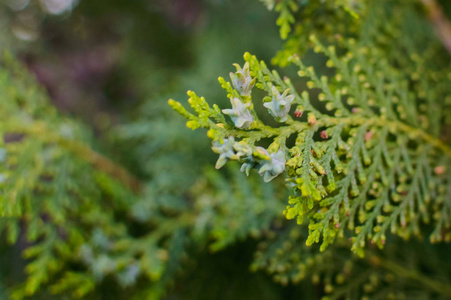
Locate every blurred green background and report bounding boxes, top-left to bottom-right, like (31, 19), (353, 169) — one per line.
(0, 0), (298, 298)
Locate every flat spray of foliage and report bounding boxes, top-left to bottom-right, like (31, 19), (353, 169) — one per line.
(170, 0), (451, 298)
(171, 44), (451, 254)
(171, 0), (451, 255)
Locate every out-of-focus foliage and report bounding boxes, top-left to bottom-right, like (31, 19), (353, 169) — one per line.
(252, 225), (451, 300)
(0, 51), (138, 299)
(260, 0), (364, 66)
(0, 0), (292, 299)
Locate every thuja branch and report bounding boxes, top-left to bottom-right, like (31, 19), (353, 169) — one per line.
(171, 50), (451, 253)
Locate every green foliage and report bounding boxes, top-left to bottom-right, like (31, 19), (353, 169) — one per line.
(171, 44), (451, 255)
(262, 0), (362, 41)
(0, 51), (200, 299)
(262, 0), (363, 66)
(190, 165), (287, 251)
(172, 0), (451, 257)
(0, 52), (142, 298)
(252, 224), (451, 299)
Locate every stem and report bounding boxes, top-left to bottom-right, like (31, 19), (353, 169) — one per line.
(58, 138), (144, 193)
(324, 116), (451, 158)
(421, 0), (451, 55)
(8, 122), (144, 193)
(220, 114), (451, 158)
